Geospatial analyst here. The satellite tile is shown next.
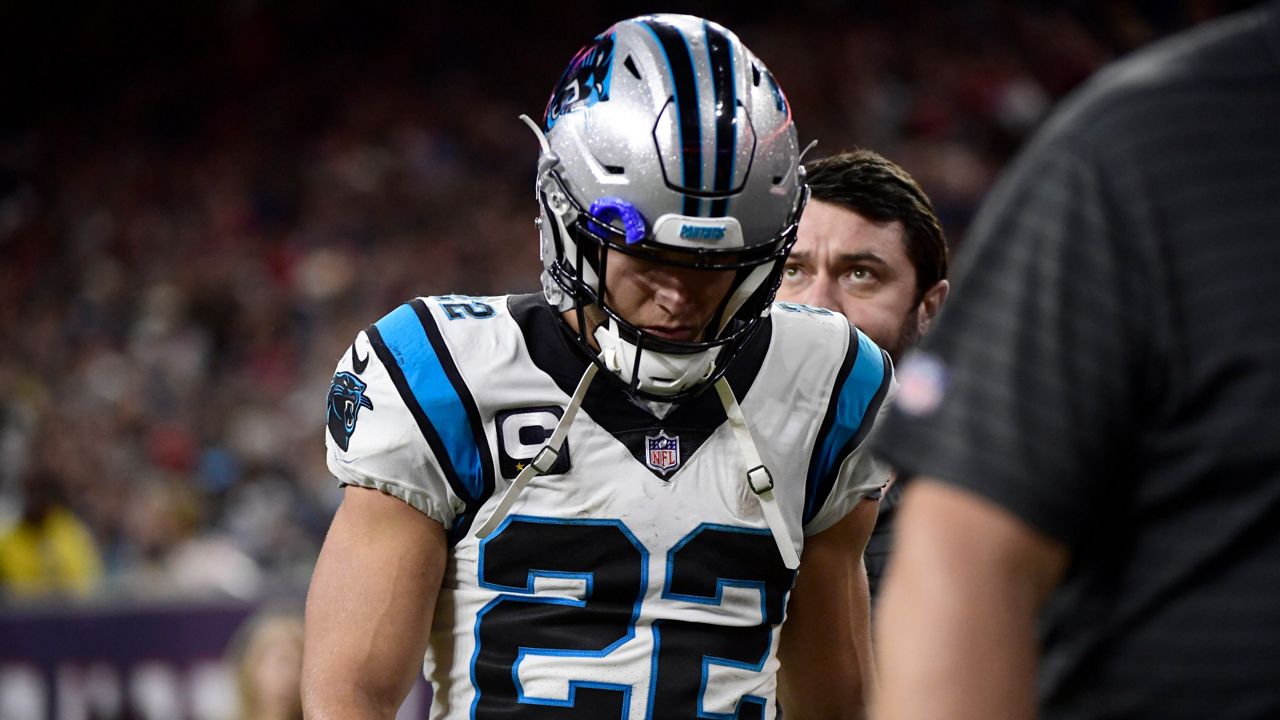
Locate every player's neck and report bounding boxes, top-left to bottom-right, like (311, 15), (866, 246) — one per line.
(561, 304), (607, 351)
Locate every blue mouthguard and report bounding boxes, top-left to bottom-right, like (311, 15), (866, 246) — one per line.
(588, 197), (647, 245)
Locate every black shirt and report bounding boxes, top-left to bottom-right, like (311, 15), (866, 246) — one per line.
(872, 4), (1280, 717)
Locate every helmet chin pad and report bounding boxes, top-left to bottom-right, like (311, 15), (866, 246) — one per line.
(594, 320), (721, 397)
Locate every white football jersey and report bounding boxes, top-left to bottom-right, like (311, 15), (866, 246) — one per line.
(324, 294), (893, 720)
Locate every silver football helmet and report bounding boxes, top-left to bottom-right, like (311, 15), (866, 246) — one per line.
(531, 13), (806, 402)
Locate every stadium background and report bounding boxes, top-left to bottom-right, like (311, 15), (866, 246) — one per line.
(0, 1), (1253, 718)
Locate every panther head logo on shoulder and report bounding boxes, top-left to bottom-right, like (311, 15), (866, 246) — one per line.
(328, 371), (374, 451)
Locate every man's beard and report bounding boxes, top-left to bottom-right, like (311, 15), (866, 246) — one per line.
(886, 305), (922, 363)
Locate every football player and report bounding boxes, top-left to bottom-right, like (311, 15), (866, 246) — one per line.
(302, 15), (894, 720)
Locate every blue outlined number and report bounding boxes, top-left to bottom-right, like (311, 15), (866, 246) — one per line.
(651, 524), (793, 719)
(473, 517), (796, 719)
(437, 296), (496, 320)
(474, 517), (647, 719)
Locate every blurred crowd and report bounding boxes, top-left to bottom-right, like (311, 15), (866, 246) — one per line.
(0, 0), (1249, 602)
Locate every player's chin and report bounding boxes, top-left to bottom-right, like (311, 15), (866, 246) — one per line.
(641, 326), (700, 343)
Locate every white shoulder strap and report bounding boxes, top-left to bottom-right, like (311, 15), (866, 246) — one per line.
(474, 363), (598, 538)
(715, 377), (801, 570)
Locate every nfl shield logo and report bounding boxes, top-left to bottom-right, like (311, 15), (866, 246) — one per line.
(645, 430), (681, 476)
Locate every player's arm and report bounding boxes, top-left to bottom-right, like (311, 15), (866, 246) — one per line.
(777, 496), (879, 720)
(873, 479), (1069, 720)
(302, 485), (448, 720)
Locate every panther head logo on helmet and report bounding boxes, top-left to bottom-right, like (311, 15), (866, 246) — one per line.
(545, 33), (616, 130)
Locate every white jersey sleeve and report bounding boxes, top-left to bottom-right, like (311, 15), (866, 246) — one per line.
(324, 300), (491, 529)
(762, 304), (896, 537)
(804, 324), (896, 535)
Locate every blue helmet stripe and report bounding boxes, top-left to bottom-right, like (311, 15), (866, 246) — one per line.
(642, 19), (703, 217)
(804, 327), (892, 524)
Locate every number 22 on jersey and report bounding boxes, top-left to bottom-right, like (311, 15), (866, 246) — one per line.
(473, 516), (796, 719)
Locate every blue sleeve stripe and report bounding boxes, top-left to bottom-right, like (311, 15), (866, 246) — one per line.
(371, 301), (491, 508)
(803, 327), (889, 524)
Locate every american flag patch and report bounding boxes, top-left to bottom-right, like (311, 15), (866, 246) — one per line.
(896, 351), (948, 417)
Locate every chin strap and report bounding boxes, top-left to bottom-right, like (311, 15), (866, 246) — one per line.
(714, 376), (801, 570)
(474, 363), (599, 539)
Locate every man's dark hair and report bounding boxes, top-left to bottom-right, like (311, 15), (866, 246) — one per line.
(803, 149), (948, 302)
